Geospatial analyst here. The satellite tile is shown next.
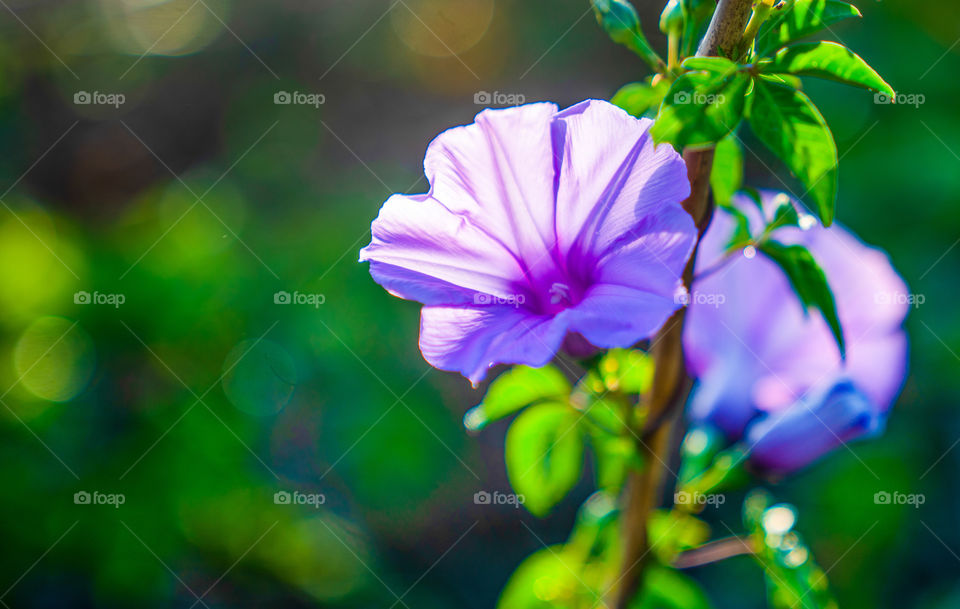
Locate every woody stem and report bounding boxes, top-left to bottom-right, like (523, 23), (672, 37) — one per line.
(612, 1), (755, 607)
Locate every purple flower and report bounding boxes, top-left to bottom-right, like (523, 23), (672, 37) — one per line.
(683, 191), (909, 473)
(360, 100), (696, 383)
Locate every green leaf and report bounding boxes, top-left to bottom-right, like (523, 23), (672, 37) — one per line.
(678, 447), (750, 499)
(765, 41), (894, 96)
(678, 425), (727, 487)
(652, 66), (751, 149)
(740, 187), (766, 213)
(464, 365), (570, 431)
(578, 397), (641, 490)
(630, 565), (713, 609)
(505, 403), (584, 516)
(759, 72), (804, 89)
(680, 56), (738, 73)
(710, 134), (743, 207)
(592, 433), (637, 490)
(648, 510), (711, 565)
(592, 0), (664, 70)
(567, 491), (621, 560)
(496, 546), (585, 609)
(611, 80), (670, 118)
(597, 348), (654, 394)
(497, 493), (624, 608)
(766, 192), (801, 231)
(747, 79), (837, 225)
(680, 0), (716, 57)
(718, 204), (753, 252)
(759, 240), (845, 357)
(757, 0), (861, 55)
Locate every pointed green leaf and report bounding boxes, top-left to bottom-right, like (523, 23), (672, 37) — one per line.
(710, 133), (744, 206)
(464, 365), (570, 431)
(630, 565), (713, 609)
(678, 425), (727, 487)
(766, 192), (801, 231)
(759, 240), (845, 357)
(721, 204), (754, 252)
(680, 0), (716, 57)
(496, 546), (586, 609)
(757, 0), (861, 55)
(648, 510), (711, 565)
(765, 41), (894, 96)
(505, 402), (584, 516)
(681, 56), (738, 73)
(652, 66), (750, 149)
(747, 79), (837, 225)
(611, 79), (670, 118)
(759, 72), (804, 89)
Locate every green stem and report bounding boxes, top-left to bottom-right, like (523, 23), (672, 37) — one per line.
(668, 33), (680, 72)
(736, 0), (775, 60)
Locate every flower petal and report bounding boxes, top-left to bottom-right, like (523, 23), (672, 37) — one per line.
(552, 100), (691, 266)
(419, 305), (569, 383)
(360, 193), (526, 305)
(593, 208), (695, 298)
(746, 379), (884, 473)
(684, 191), (909, 416)
(687, 355), (763, 437)
(423, 102), (561, 279)
(565, 283), (678, 349)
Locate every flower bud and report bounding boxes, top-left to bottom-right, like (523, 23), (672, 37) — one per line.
(660, 0), (684, 36)
(591, 0), (662, 69)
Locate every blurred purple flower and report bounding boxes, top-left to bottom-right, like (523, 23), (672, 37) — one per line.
(361, 100), (696, 383)
(683, 191), (909, 473)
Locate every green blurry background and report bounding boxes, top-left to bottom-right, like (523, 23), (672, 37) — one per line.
(0, 0), (956, 607)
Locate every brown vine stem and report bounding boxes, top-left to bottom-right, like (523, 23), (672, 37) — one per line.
(673, 535), (756, 569)
(613, 1), (755, 607)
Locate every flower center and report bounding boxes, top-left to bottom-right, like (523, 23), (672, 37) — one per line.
(549, 282), (572, 305)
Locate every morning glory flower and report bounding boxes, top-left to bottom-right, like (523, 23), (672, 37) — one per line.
(683, 191), (909, 473)
(361, 100), (696, 383)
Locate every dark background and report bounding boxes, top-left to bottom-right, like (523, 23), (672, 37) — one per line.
(0, 0), (957, 607)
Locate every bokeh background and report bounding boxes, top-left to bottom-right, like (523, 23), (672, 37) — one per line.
(0, 0), (957, 607)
